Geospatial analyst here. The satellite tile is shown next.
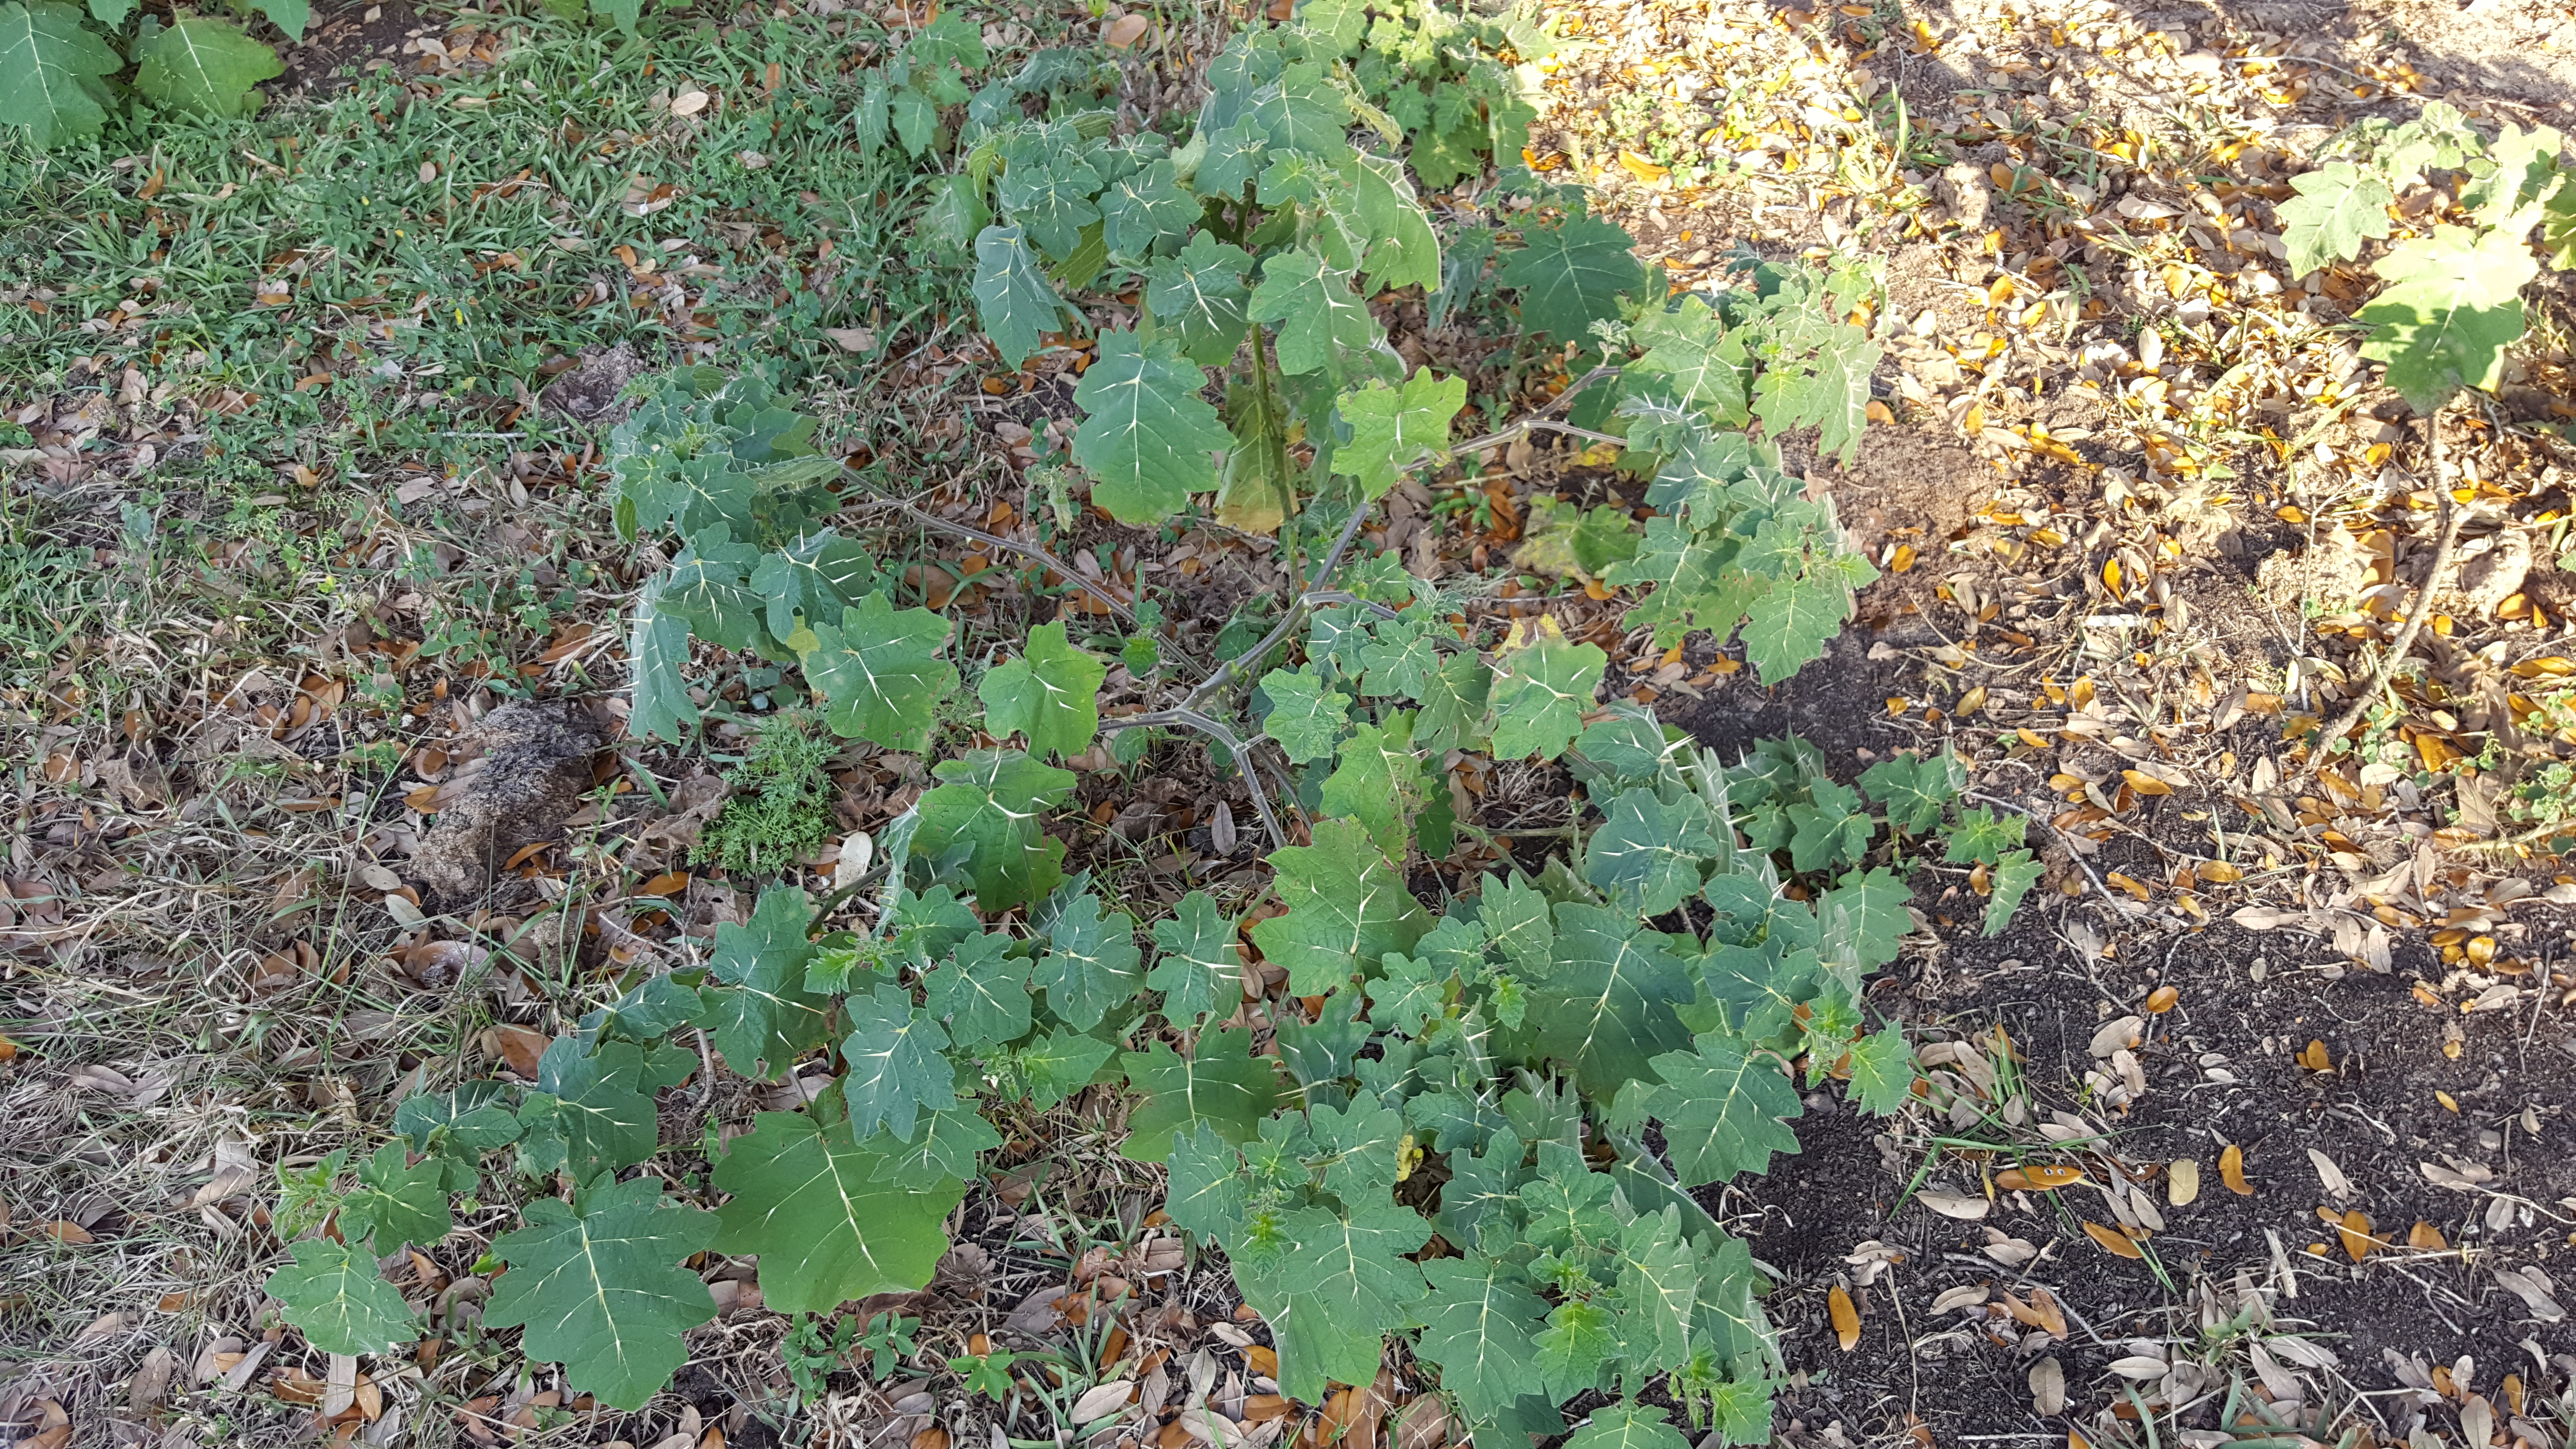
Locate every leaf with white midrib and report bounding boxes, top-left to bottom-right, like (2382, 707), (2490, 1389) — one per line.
(484, 1175), (717, 1411)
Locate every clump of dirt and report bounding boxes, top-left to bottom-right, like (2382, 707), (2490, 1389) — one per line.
(538, 342), (648, 425)
(407, 700), (609, 909)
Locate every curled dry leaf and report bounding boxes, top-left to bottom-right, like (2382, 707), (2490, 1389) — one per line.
(2088, 1016), (2142, 1058)
(2328, 1208), (2377, 1262)
(1929, 1284), (1989, 1314)
(1071, 1381), (1136, 1424)
(2220, 1143), (2254, 1195)
(1102, 12), (1150, 48)
(2081, 1221), (2143, 1258)
(2297, 1039), (2333, 1072)
(1983, 1236), (2040, 1267)
(1828, 1284), (1861, 1350)
(2106, 1355), (2169, 1380)
(2120, 769), (2173, 796)
(2167, 1159), (2200, 1206)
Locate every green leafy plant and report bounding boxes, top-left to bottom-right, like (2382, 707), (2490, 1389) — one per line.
(262, 14), (1925, 1438)
(2280, 105), (2571, 413)
(698, 712), (840, 877)
(0, 0), (308, 148)
(1293, 0), (1559, 189)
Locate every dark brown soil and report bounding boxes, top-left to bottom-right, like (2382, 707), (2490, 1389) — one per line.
(1698, 892), (2576, 1443)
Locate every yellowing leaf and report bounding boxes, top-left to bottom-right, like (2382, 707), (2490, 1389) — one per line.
(1957, 686), (1987, 717)
(2219, 1143), (2253, 1195)
(2143, 985), (2178, 1014)
(2333, 1209), (2377, 1261)
(2197, 861), (2242, 883)
(2081, 1221), (2142, 1258)
(1617, 150), (1670, 184)
(1828, 1284), (1861, 1350)
(2102, 558), (2124, 599)
(2120, 769), (2172, 796)
(1890, 543), (1917, 573)
(2408, 1220), (2447, 1250)
(1996, 1164), (2086, 1191)
(2297, 1039), (2332, 1072)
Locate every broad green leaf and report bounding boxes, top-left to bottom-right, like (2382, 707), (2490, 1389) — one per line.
(980, 620), (1108, 758)
(1513, 903), (1693, 1097)
(922, 930), (1032, 1048)
(2277, 162), (2395, 278)
(265, 1239), (419, 1356)
(1119, 1027), (1288, 1162)
(516, 1038), (676, 1183)
(1409, 647), (1492, 754)
(973, 225), (1077, 368)
(134, 17), (283, 119)
(1415, 1254), (1548, 1428)
(1985, 849), (2043, 936)
(1496, 214), (1645, 345)
(0, 2), (116, 147)
(1750, 317), (1880, 467)
(800, 591), (958, 754)
(1073, 332), (1229, 525)
(1583, 788), (1718, 916)
(252, 0), (307, 40)
(1817, 867), (1912, 984)
(1194, 115), (1270, 200)
(1255, 61), (1353, 159)
(1630, 294), (1751, 427)
(1019, 1027), (1118, 1109)
(1320, 712), (1429, 863)
(1346, 151), (1442, 293)
(1335, 369), (1465, 499)
(1704, 1375), (1778, 1449)
(911, 750), (1076, 910)
(1487, 624), (1606, 761)
(1563, 1404), (1690, 1449)
(1644, 1032), (1802, 1188)
(1034, 890), (1143, 1030)
(701, 884), (831, 1081)
(1148, 891), (1244, 1026)
(1257, 665), (1350, 763)
(1295, 0), (1367, 51)
(866, 1100), (1006, 1183)
(1232, 1196), (1430, 1402)
(710, 1110), (966, 1316)
(1857, 747), (1962, 833)
(1532, 1297), (1616, 1401)
(1942, 807), (2026, 866)
(1740, 571), (1853, 684)
(1248, 249), (1383, 377)
(394, 1084), (522, 1156)
(883, 885), (982, 972)
(1163, 1125), (1251, 1239)
(485, 1175), (717, 1410)
(841, 982), (958, 1143)
(2463, 123), (2569, 228)
(1100, 157), (1196, 261)
(2358, 223), (2537, 412)
(751, 530), (877, 650)
(340, 1141), (451, 1255)
(1146, 233), (1255, 368)
(997, 148), (1103, 260)
(1846, 1022), (1915, 1114)
(1482, 873), (1556, 979)
(1248, 818), (1431, 996)
(1615, 1205), (1704, 1373)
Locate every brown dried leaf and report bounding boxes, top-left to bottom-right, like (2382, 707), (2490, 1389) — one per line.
(1828, 1284), (1861, 1350)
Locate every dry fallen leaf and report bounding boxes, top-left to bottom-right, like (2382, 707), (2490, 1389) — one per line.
(2168, 1159), (2200, 1206)
(2082, 1221), (2143, 1258)
(2120, 769), (2172, 796)
(2220, 1143), (2254, 1195)
(2308, 1147), (2353, 1203)
(1103, 12), (1150, 48)
(2143, 985), (2179, 1013)
(2297, 1039), (2333, 1072)
(1828, 1284), (1861, 1350)
(2407, 1220), (2447, 1250)
(2331, 1208), (2376, 1262)
(1919, 1191), (1992, 1220)
(2029, 1356), (2066, 1415)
